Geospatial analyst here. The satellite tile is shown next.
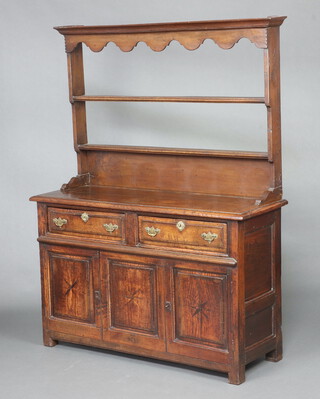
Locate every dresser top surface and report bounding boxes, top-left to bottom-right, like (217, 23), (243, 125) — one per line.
(30, 186), (287, 221)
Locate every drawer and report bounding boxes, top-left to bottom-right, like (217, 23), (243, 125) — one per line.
(48, 207), (125, 242)
(138, 216), (227, 254)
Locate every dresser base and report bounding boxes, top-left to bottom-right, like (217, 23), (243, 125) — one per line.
(43, 328), (281, 384)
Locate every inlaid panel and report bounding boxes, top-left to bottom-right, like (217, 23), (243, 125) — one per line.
(109, 261), (157, 334)
(173, 268), (227, 347)
(42, 246), (101, 339)
(101, 253), (166, 351)
(50, 253), (93, 323)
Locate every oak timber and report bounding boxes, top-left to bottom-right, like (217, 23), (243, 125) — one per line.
(31, 17), (287, 385)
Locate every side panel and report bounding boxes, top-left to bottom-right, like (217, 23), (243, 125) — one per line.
(244, 211), (281, 358)
(244, 224), (272, 301)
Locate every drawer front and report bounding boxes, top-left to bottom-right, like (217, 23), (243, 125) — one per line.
(48, 207), (125, 242)
(138, 216), (227, 254)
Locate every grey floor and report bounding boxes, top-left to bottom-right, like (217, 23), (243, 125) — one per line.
(1, 285), (319, 399)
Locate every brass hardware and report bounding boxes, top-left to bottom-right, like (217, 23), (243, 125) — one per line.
(165, 301), (172, 311)
(94, 290), (101, 302)
(53, 217), (67, 228)
(201, 232), (218, 243)
(103, 223), (118, 233)
(176, 221), (186, 231)
(81, 212), (89, 223)
(145, 226), (160, 237)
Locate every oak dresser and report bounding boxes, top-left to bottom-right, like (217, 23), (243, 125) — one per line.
(30, 17), (287, 384)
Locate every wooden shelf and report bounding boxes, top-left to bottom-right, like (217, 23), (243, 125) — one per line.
(73, 95), (265, 104)
(78, 144), (269, 159)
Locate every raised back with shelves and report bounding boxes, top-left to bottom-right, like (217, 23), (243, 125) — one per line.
(51, 17), (286, 211)
(31, 17), (287, 385)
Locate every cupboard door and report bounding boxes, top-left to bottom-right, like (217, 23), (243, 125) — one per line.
(101, 253), (166, 351)
(41, 245), (102, 339)
(166, 262), (230, 363)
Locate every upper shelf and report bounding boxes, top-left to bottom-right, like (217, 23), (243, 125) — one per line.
(73, 95), (266, 104)
(55, 16), (286, 53)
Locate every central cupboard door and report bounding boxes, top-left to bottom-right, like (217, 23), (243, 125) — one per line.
(101, 252), (166, 351)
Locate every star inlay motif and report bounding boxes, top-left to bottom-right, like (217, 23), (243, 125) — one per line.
(64, 279), (78, 296)
(125, 289), (142, 305)
(191, 301), (210, 320)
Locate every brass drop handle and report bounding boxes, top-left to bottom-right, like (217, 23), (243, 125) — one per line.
(53, 217), (67, 228)
(201, 232), (218, 243)
(145, 226), (160, 237)
(103, 223), (118, 233)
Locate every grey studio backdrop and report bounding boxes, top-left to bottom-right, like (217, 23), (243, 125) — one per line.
(1, 1), (319, 398)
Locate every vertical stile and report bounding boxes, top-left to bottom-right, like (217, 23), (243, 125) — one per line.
(264, 27), (282, 191)
(67, 43), (88, 174)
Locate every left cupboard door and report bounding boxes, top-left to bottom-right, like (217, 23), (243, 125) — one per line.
(40, 244), (102, 340)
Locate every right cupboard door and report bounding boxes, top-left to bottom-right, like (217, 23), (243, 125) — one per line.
(166, 261), (231, 363)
